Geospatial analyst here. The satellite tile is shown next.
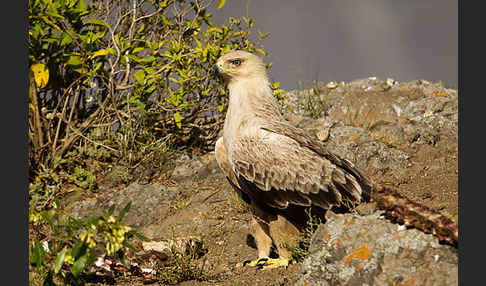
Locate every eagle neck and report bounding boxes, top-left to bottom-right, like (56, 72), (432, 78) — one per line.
(223, 76), (283, 151)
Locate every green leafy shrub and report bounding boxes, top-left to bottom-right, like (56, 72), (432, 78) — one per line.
(29, 197), (150, 285)
(28, 0), (278, 169)
(28, 0), (283, 208)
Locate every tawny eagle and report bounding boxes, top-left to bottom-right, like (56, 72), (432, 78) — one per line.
(214, 50), (372, 269)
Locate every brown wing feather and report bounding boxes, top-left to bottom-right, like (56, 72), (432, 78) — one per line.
(215, 137), (252, 205)
(230, 126), (368, 210)
(260, 120), (374, 201)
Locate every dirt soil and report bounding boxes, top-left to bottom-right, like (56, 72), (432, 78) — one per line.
(62, 78), (457, 285)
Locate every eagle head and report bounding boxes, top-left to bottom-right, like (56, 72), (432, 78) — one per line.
(214, 50), (267, 82)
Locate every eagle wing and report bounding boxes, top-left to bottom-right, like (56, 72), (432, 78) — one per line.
(229, 121), (372, 210)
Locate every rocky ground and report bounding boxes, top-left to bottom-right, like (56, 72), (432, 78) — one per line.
(66, 78), (458, 285)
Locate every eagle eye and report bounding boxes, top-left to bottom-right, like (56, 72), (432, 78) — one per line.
(230, 58), (242, 66)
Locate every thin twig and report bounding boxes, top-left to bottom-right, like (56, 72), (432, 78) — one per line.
(50, 78), (83, 161)
(66, 88), (81, 138)
(51, 90), (71, 160)
(29, 76), (44, 151)
(66, 124), (119, 154)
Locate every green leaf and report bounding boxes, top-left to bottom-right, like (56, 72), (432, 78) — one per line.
(138, 103), (146, 115)
(119, 252), (131, 269)
(44, 37), (61, 44)
(91, 31), (106, 42)
(117, 202), (131, 222)
(73, 66), (85, 73)
(75, 0), (88, 13)
(54, 197), (61, 209)
(101, 48), (117, 56)
(145, 85), (156, 94)
(66, 55), (82, 66)
(137, 56), (156, 64)
(53, 246), (68, 274)
(132, 47), (145, 54)
(40, 16), (62, 32)
(60, 33), (72, 46)
(107, 204), (116, 216)
(217, 0), (226, 9)
(133, 70), (145, 85)
(84, 19), (106, 26)
(70, 253), (89, 277)
(173, 112), (182, 129)
(257, 30), (270, 40)
(67, 0), (77, 8)
(67, 216), (84, 230)
(93, 62), (103, 73)
(126, 54), (156, 64)
(130, 231), (151, 242)
(122, 240), (136, 251)
(30, 238), (44, 267)
(41, 210), (56, 230)
(71, 240), (87, 259)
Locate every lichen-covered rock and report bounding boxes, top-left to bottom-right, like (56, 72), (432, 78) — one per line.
(293, 211), (458, 286)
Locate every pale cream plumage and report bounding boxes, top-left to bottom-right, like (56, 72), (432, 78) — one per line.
(214, 50), (373, 269)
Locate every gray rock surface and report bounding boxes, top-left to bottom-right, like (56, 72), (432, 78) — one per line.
(69, 183), (179, 227)
(293, 210), (458, 286)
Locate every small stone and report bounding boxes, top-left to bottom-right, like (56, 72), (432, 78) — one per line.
(386, 78), (396, 86)
(326, 81), (338, 89)
(316, 129), (330, 141)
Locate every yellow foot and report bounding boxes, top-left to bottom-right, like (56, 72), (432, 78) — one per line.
(235, 257), (290, 270)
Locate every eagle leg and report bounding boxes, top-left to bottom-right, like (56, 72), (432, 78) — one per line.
(236, 215), (296, 270)
(250, 216), (273, 257)
(235, 216), (274, 269)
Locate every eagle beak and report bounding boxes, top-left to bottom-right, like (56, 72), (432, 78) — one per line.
(213, 63), (223, 75)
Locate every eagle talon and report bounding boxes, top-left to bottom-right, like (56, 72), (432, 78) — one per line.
(235, 257), (289, 270)
(235, 259), (253, 268)
(235, 257), (269, 268)
(258, 258), (290, 270)
(256, 257), (268, 265)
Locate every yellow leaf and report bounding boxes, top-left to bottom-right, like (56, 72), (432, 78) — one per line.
(31, 63), (49, 88)
(255, 48), (267, 56)
(174, 112), (182, 129)
(271, 81), (280, 89)
(217, 0), (226, 9)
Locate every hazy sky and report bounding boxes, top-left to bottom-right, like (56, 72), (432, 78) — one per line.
(211, 0), (457, 90)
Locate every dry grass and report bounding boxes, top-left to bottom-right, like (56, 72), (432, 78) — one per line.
(156, 235), (211, 284)
(228, 191), (252, 214)
(288, 208), (322, 263)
